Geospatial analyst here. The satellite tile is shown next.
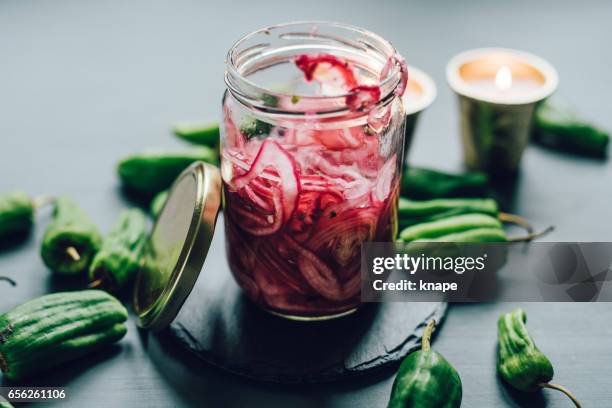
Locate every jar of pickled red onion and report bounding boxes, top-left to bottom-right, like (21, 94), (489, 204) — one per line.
(222, 22), (408, 320)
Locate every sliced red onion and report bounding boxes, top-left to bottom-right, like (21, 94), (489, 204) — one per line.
(294, 53), (358, 91)
(231, 190), (283, 236)
(346, 85), (381, 113)
(372, 154), (397, 203)
(232, 139), (300, 223)
(285, 235), (359, 302)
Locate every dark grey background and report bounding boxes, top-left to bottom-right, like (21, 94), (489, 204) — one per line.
(1, 0), (611, 406)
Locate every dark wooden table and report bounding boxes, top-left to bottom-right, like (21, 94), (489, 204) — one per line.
(1, 0), (611, 406)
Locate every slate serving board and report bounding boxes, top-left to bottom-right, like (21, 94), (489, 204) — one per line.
(165, 218), (447, 383)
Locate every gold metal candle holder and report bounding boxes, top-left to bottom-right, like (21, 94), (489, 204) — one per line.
(446, 48), (558, 174)
(403, 65), (437, 162)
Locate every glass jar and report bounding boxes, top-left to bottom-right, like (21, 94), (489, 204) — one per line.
(222, 22), (407, 319)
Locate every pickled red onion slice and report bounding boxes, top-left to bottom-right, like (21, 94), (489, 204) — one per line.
(231, 190), (284, 236)
(232, 139), (300, 223)
(294, 52), (409, 115)
(307, 207), (378, 269)
(256, 239), (313, 295)
(242, 185), (273, 212)
(285, 235), (357, 301)
(373, 154), (397, 203)
(345, 85), (381, 112)
(294, 53), (358, 91)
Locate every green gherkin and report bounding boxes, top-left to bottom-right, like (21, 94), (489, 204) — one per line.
(89, 209), (148, 293)
(0, 290), (128, 381)
(41, 197), (102, 275)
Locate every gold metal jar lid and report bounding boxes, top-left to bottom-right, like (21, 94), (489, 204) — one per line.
(133, 161), (221, 331)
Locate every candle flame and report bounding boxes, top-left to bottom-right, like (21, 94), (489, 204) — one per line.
(495, 65), (512, 90)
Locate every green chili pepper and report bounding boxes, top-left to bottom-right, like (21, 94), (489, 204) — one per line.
(533, 99), (609, 158)
(399, 213), (502, 242)
(401, 167), (489, 200)
(398, 197), (538, 234)
(388, 320), (462, 408)
(150, 190), (169, 218)
(414, 227), (508, 243)
(88, 209), (148, 293)
(399, 197), (499, 218)
(41, 197), (102, 275)
(498, 309), (582, 407)
(399, 197), (498, 229)
(0, 191), (35, 241)
(117, 147), (218, 196)
(172, 121), (220, 148)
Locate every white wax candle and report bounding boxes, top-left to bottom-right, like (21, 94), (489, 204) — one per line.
(403, 66), (436, 115)
(446, 48), (558, 105)
(466, 65), (543, 100)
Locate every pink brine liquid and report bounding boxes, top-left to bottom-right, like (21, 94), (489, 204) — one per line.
(222, 53), (406, 318)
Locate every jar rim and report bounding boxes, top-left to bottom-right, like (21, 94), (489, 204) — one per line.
(225, 21), (404, 115)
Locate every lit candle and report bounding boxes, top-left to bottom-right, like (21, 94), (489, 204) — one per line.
(402, 65), (437, 161)
(466, 64), (543, 99)
(447, 48), (558, 173)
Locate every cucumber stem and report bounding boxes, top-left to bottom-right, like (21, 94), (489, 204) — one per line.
(0, 276), (17, 286)
(539, 382), (582, 408)
(66, 246), (81, 262)
(421, 319), (436, 352)
(498, 212), (534, 233)
(508, 225), (555, 242)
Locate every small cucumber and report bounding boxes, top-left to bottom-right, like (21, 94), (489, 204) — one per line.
(117, 147), (218, 196)
(0, 290), (128, 381)
(89, 209), (148, 293)
(41, 197), (102, 275)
